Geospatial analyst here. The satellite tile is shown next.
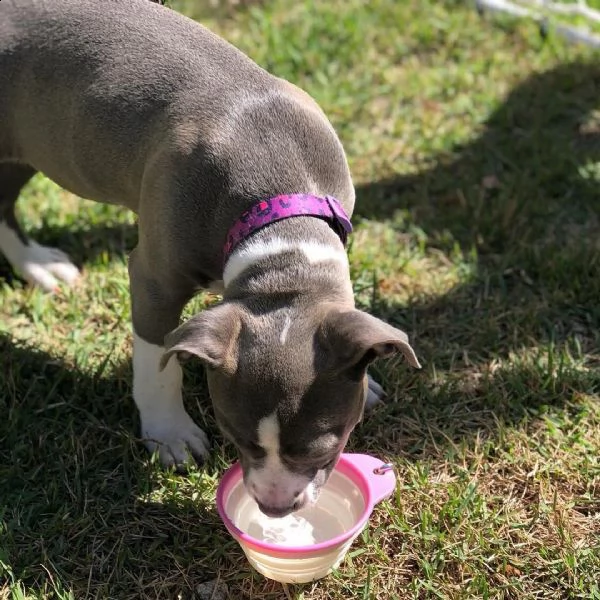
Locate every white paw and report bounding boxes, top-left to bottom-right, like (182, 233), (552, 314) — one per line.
(141, 410), (210, 469)
(0, 222), (80, 292)
(365, 375), (386, 410)
(19, 243), (80, 291)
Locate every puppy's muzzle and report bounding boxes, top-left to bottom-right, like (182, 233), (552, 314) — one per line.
(255, 490), (310, 518)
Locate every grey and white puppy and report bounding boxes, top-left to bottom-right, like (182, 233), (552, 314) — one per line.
(0, 0), (420, 517)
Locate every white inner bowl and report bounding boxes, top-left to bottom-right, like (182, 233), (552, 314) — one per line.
(221, 466), (368, 583)
(226, 467), (366, 547)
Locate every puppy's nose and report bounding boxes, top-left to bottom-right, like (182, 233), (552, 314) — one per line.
(257, 493), (307, 518)
(257, 502), (295, 518)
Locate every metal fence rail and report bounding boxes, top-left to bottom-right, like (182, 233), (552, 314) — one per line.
(475, 0), (600, 47)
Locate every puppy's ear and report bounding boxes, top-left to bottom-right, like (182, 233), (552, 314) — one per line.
(318, 309), (421, 375)
(160, 303), (241, 373)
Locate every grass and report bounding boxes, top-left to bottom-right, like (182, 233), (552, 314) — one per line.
(1, 0), (599, 598)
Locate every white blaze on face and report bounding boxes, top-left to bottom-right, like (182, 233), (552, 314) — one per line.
(247, 412), (310, 510)
(279, 314), (292, 345)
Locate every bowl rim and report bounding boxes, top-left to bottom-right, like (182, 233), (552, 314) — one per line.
(216, 453), (378, 555)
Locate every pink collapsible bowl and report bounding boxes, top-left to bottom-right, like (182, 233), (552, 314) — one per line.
(216, 453), (396, 583)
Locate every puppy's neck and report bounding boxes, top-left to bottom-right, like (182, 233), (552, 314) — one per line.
(222, 217), (354, 306)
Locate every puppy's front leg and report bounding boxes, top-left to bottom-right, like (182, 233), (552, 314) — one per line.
(132, 332), (210, 468)
(129, 247), (210, 469)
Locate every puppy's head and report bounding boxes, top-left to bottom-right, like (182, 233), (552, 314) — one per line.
(161, 301), (419, 518)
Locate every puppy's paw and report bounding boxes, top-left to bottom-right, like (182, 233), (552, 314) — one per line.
(365, 375), (386, 410)
(141, 411), (210, 470)
(12, 240), (80, 292)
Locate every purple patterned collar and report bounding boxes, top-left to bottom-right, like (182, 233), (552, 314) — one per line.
(223, 193), (353, 265)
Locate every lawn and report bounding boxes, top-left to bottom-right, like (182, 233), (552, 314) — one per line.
(1, 0), (599, 598)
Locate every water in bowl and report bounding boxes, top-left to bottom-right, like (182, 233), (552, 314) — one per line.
(227, 469), (366, 547)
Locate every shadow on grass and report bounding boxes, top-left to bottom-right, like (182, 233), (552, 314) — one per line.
(355, 60), (600, 243)
(1, 60), (600, 596)
(351, 59), (600, 446)
(0, 333), (248, 599)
